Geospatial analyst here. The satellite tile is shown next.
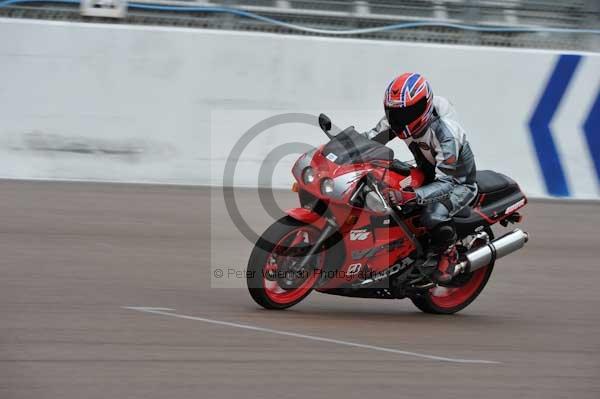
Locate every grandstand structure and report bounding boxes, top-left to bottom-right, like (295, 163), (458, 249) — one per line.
(1, 0), (599, 51)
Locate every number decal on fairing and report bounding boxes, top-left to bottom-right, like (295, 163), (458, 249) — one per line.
(346, 263), (362, 275)
(350, 229), (370, 241)
(326, 153), (338, 162)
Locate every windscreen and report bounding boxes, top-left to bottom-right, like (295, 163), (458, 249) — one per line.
(321, 127), (394, 165)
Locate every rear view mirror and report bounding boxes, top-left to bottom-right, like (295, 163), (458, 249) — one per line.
(318, 113), (332, 133)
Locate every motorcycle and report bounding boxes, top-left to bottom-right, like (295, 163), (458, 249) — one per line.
(246, 114), (529, 314)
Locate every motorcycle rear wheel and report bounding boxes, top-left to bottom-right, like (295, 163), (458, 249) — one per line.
(410, 227), (495, 315)
(247, 216), (326, 310)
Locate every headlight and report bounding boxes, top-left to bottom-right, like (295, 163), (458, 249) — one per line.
(302, 167), (315, 184)
(320, 178), (335, 195)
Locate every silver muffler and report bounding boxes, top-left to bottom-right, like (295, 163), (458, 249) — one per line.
(454, 229), (529, 275)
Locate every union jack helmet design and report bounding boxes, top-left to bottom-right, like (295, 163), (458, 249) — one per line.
(384, 73), (434, 139)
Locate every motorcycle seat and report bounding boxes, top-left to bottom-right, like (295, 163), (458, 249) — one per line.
(476, 170), (512, 193)
(452, 170), (524, 238)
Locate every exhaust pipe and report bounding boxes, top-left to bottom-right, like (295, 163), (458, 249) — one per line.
(454, 229), (529, 275)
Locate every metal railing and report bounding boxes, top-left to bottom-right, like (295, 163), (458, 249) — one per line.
(134, 0), (598, 28)
(0, 0), (599, 51)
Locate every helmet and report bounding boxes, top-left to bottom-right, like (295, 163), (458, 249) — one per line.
(383, 73), (434, 139)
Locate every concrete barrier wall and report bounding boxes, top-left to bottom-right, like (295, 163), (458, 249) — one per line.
(1, 18), (599, 198)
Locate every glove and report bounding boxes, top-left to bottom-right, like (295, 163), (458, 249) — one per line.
(387, 187), (417, 208)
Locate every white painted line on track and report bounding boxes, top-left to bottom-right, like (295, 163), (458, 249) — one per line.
(123, 307), (500, 364)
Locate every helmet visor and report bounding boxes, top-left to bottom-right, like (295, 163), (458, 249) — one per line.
(385, 96), (428, 132)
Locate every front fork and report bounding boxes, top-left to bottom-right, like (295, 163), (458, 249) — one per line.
(292, 218), (338, 273)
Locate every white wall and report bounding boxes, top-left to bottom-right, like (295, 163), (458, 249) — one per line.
(1, 18), (599, 198)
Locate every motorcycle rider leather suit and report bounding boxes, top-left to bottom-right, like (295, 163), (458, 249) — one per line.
(362, 74), (477, 282)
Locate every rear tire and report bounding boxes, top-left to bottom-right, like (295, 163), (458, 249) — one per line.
(247, 216), (324, 310)
(410, 227), (495, 315)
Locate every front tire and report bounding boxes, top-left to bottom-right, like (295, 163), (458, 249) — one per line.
(410, 227), (495, 314)
(247, 216), (325, 310)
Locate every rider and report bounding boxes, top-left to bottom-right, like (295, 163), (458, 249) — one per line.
(362, 73), (477, 283)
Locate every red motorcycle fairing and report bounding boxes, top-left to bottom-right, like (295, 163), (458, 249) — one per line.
(288, 144), (428, 291)
(285, 201), (419, 292)
(315, 201), (420, 291)
(292, 149), (425, 205)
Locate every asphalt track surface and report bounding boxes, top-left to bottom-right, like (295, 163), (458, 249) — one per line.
(1, 180), (599, 399)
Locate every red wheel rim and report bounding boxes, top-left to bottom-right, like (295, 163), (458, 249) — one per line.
(263, 227), (324, 305)
(428, 267), (487, 309)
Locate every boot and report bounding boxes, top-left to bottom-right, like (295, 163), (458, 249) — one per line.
(425, 223), (458, 283)
(431, 246), (458, 283)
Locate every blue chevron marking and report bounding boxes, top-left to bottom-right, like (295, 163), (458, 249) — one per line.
(528, 54), (582, 197)
(583, 89), (600, 190)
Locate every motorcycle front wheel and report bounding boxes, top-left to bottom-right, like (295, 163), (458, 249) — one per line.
(247, 216), (326, 310)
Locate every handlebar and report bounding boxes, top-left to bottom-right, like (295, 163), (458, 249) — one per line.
(370, 159), (412, 176)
